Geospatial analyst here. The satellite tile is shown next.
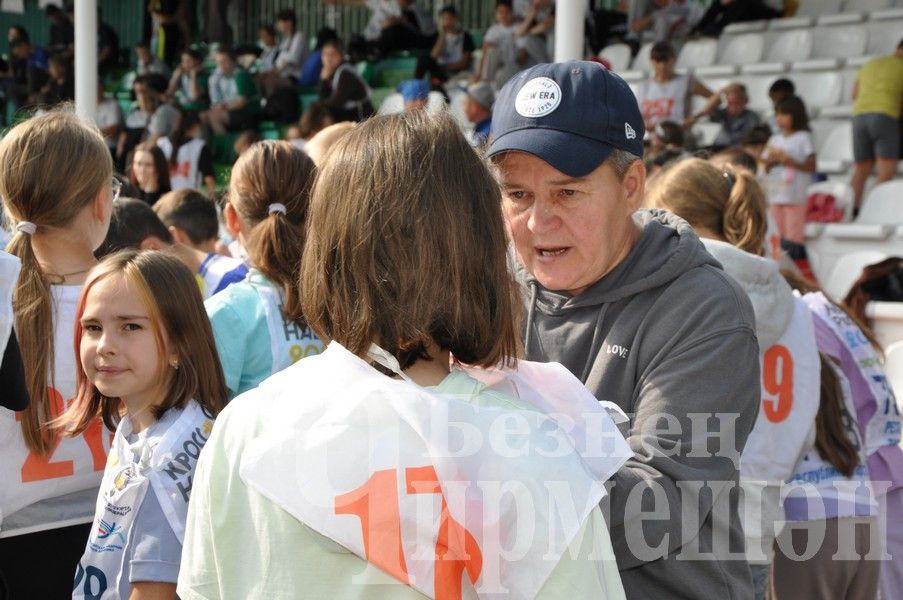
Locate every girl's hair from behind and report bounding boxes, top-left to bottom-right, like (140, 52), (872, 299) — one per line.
(60, 250), (227, 434)
(646, 157), (768, 256)
(228, 140), (316, 325)
(129, 141), (171, 192)
(0, 110), (112, 454)
(775, 94), (810, 132)
(815, 353), (860, 477)
(300, 110), (520, 370)
(169, 109), (202, 168)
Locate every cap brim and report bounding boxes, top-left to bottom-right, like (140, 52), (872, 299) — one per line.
(487, 128), (615, 178)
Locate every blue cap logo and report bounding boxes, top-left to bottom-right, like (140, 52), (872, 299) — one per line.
(515, 77), (562, 118)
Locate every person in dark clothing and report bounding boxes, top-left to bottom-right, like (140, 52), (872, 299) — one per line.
(98, 12), (120, 75)
(7, 39), (48, 109)
(38, 54), (74, 106)
(377, 0), (438, 56)
(319, 39), (373, 122)
(415, 5), (475, 84)
(692, 0), (781, 38)
(45, 5), (73, 56)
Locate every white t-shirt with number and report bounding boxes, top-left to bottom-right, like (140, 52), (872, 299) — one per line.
(638, 75), (692, 126)
(0, 285), (112, 535)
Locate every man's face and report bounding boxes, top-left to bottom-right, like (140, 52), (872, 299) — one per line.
(215, 52), (234, 74)
(725, 89), (747, 116)
(440, 12), (457, 32)
(499, 152), (644, 296)
(495, 5), (514, 26)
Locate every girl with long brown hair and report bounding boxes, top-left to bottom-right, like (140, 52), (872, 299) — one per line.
(206, 140), (322, 398)
(178, 110), (630, 599)
(59, 250), (226, 600)
(0, 110), (115, 597)
(647, 157), (822, 600)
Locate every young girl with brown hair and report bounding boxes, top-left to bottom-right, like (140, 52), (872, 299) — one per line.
(647, 157), (822, 600)
(206, 140), (322, 398)
(783, 272), (901, 600)
(178, 110), (630, 599)
(0, 110), (116, 597)
(59, 250), (226, 599)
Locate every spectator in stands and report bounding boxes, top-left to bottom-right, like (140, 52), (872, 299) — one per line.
(299, 28), (340, 88)
(44, 4), (73, 56)
(167, 48), (209, 111)
(97, 8), (120, 75)
(627, 0), (704, 44)
(135, 41), (171, 79)
(153, 188), (222, 255)
(742, 125), (772, 175)
(6, 24), (27, 47)
(588, 1), (629, 54)
(159, 110), (217, 195)
(637, 41), (715, 130)
(128, 141), (171, 206)
(254, 25), (279, 73)
(375, 0), (438, 57)
(706, 83), (762, 149)
(138, 87), (180, 145)
(487, 60), (759, 599)
(416, 5), (475, 85)
(318, 39), (374, 123)
(472, 1), (521, 89)
(95, 80), (123, 158)
(258, 9), (308, 97)
(515, 0), (554, 64)
(6, 39), (47, 109)
(763, 94), (815, 246)
(325, 0), (401, 45)
(398, 79), (429, 111)
(202, 46), (260, 135)
(849, 38), (903, 215)
(766, 78), (794, 133)
(149, 0), (182, 69)
(692, 0), (781, 38)
(37, 54), (73, 106)
(463, 81), (494, 146)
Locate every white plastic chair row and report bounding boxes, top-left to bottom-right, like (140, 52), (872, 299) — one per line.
(805, 224), (903, 289)
(724, 0), (903, 33)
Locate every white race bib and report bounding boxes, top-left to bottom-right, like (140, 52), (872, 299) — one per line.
(254, 277), (323, 372)
(239, 343), (630, 599)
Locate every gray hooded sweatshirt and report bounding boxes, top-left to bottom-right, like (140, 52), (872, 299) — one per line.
(521, 210), (759, 600)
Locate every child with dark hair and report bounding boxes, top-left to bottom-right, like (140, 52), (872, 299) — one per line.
(153, 188), (220, 254)
(166, 48), (209, 111)
(763, 95), (815, 245)
(159, 110), (216, 195)
(415, 4), (475, 85)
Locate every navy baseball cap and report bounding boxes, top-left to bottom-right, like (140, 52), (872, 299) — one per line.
(487, 61), (644, 177)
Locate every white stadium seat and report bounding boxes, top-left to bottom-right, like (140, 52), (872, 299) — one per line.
(869, 6), (903, 19)
(867, 303), (903, 351)
(697, 33), (764, 76)
(844, 0), (891, 11)
(824, 249), (889, 299)
(798, 0), (844, 17)
(722, 20), (768, 35)
(818, 13), (865, 25)
(600, 43), (632, 72)
(743, 29), (814, 73)
(794, 71), (844, 109)
(809, 120), (840, 153)
(866, 20), (903, 55)
(885, 341), (903, 400)
(631, 42), (654, 72)
(691, 121), (722, 147)
(677, 38), (717, 70)
(812, 25), (868, 60)
(816, 120), (853, 174)
(858, 181), (903, 225)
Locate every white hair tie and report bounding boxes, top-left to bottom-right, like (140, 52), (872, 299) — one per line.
(268, 203), (287, 215)
(16, 221), (37, 235)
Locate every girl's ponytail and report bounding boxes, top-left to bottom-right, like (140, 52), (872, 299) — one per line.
(722, 168), (768, 256)
(228, 141), (315, 325)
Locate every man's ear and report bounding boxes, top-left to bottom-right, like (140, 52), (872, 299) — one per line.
(139, 236), (167, 251)
(623, 159), (647, 212)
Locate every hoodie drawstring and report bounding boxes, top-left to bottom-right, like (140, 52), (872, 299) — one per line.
(579, 304), (610, 382)
(524, 281), (538, 357)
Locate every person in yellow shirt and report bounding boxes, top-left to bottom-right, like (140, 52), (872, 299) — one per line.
(850, 38), (903, 213)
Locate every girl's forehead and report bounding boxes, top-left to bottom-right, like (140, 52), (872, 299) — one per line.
(84, 274), (146, 313)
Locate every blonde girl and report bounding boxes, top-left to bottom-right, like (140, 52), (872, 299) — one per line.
(0, 111), (115, 598)
(61, 250), (227, 599)
(178, 110), (630, 599)
(206, 140), (322, 397)
(648, 157), (822, 600)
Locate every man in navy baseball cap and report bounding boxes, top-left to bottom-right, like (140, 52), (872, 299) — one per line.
(489, 61), (759, 600)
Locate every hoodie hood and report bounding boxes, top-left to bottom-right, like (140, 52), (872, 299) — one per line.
(700, 238), (793, 349)
(523, 209), (720, 314)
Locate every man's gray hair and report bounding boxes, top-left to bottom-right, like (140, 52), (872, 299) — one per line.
(606, 149), (642, 180)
